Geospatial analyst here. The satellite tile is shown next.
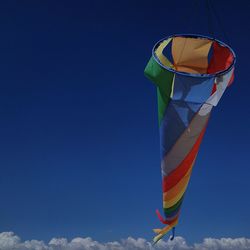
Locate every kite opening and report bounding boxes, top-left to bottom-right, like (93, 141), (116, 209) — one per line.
(153, 34), (236, 78)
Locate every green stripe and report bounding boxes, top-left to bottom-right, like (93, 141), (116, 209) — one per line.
(157, 87), (169, 125)
(163, 195), (184, 215)
(144, 56), (174, 125)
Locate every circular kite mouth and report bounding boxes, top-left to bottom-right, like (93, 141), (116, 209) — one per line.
(152, 34), (236, 78)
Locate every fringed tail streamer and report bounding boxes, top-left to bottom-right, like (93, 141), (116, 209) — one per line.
(153, 210), (178, 244)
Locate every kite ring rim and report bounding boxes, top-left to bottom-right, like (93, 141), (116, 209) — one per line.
(152, 33), (236, 78)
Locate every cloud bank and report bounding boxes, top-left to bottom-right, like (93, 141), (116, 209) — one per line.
(0, 232), (249, 250)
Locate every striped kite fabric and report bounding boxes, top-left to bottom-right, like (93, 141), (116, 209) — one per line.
(144, 34), (236, 243)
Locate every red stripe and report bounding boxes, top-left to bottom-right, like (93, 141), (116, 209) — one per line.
(156, 208), (180, 225)
(207, 41), (234, 75)
(211, 83), (217, 95)
(228, 70), (234, 87)
(156, 209), (168, 225)
(163, 125), (207, 192)
(156, 209), (180, 225)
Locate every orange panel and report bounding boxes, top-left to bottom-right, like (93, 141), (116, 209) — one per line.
(172, 37), (212, 74)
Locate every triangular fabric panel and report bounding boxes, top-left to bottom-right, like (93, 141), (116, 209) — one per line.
(172, 37), (212, 74)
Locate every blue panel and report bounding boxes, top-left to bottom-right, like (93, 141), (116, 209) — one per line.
(172, 74), (214, 103)
(159, 100), (201, 158)
(172, 101), (201, 127)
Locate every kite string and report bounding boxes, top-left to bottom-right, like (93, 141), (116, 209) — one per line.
(206, 0), (230, 44)
(206, 0), (214, 38)
(173, 0), (200, 69)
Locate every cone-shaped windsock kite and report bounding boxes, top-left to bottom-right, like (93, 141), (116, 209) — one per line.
(144, 34), (236, 243)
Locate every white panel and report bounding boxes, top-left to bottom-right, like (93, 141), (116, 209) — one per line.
(206, 69), (233, 106)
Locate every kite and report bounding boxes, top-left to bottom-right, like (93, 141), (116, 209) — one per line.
(144, 34), (236, 243)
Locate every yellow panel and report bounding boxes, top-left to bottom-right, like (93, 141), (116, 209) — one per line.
(172, 37), (212, 73)
(155, 38), (173, 68)
(163, 178), (189, 208)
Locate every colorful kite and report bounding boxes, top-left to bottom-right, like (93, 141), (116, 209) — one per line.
(144, 34), (236, 243)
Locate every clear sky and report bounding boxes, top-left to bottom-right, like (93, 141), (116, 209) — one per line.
(0, 0), (249, 245)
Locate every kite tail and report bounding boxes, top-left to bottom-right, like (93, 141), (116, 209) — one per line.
(170, 227), (175, 241)
(152, 210), (178, 244)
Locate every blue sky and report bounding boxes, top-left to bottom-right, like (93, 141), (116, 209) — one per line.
(0, 0), (249, 245)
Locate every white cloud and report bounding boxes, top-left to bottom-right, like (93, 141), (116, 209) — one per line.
(194, 237), (250, 250)
(0, 232), (249, 250)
